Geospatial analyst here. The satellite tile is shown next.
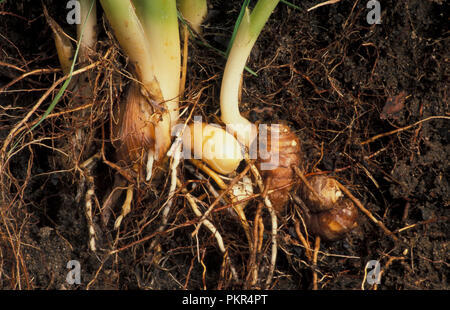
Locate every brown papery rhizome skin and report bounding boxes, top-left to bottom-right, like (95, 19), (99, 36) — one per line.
(113, 82), (156, 173)
(255, 125), (359, 241)
(306, 198), (359, 241)
(300, 175), (343, 212)
(257, 124), (302, 214)
(299, 175), (360, 241)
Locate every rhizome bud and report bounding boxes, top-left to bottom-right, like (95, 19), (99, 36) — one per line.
(298, 175), (359, 241)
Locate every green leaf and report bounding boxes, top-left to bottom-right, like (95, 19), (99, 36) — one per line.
(225, 0), (251, 58)
(30, 0), (95, 132)
(280, 0), (301, 11)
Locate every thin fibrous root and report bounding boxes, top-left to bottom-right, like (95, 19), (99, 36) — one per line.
(178, 178), (238, 281)
(247, 201), (263, 288)
(149, 140), (182, 251)
(334, 180), (398, 242)
(84, 174), (96, 252)
(163, 139), (182, 226)
(80, 153), (101, 252)
(312, 236), (321, 290)
(114, 185), (133, 229)
(145, 151), (155, 181)
(246, 155), (277, 289)
(189, 158), (253, 249)
(293, 215), (312, 261)
(189, 158), (227, 189)
(308, 0), (341, 12)
(190, 160), (252, 241)
(361, 116), (450, 145)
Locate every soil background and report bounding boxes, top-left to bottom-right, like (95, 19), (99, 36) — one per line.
(0, 0), (448, 290)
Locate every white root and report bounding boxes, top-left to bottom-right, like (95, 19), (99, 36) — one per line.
(114, 185), (133, 229)
(247, 156), (278, 289)
(307, 0), (341, 12)
(184, 164), (226, 204)
(148, 139), (183, 252)
(85, 179), (96, 252)
(145, 150), (155, 181)
(80, 153), (101, 252)
(178, 178), (238, 281)
(159, 140), (182, 227)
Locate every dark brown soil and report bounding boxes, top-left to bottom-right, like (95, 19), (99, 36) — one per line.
(0, 0), (448, 290)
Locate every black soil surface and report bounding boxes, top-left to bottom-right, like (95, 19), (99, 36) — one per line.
(0, 0), (448, 290)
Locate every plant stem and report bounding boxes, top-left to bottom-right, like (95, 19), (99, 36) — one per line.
(177, 0), (208, 34)
(77, 0), (97, 60)
(99, 0), (162, 102)
(220, 0), (280, 147)
(100, 0), (172, 160)
(133, 0), (181, 127)
(43, 6), (74, 75)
